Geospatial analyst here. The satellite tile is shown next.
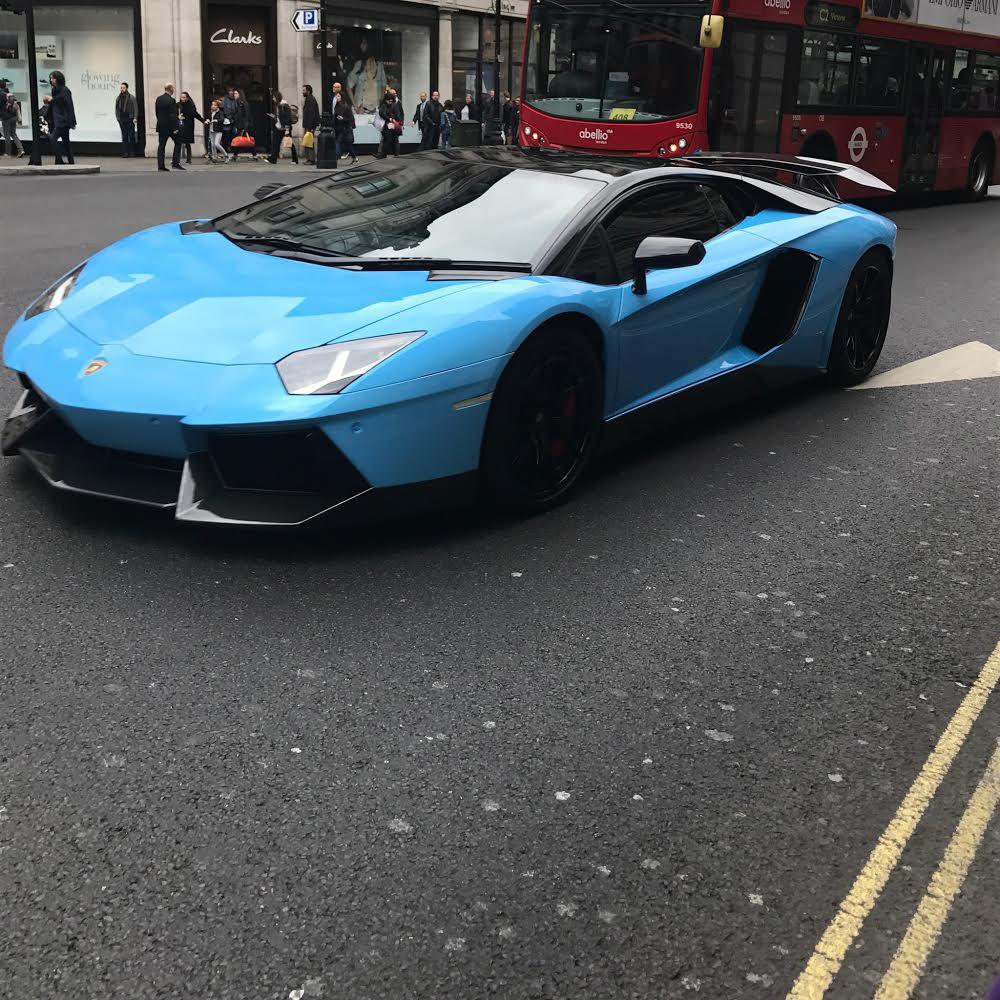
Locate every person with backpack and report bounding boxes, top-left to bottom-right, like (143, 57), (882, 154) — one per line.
(0, 79), (24, 158)
(439, 99), (456, 149)
(267, 90), (298, 164)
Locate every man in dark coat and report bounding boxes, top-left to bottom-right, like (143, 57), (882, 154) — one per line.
(301, 84), (320, 163)
(421, 90), (442, 151)
(115, 82), (138, 157)
(154, 82), (182, 171)
(48, 70), (76, 164)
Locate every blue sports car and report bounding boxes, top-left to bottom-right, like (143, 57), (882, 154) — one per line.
(2, 149), (895, 527)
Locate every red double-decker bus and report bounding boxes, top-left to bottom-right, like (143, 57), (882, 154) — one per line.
(518, 0), (1000, 197)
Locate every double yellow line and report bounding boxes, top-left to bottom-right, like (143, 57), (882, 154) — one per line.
(787, 640), (1000, 1000)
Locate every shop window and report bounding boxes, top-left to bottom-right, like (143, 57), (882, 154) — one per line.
(33, 5), (136, 143)
(797, 31), (854, 107)
(855, 37), (904, 107)
(327, 21), (431, 143)
(0, 11), (30, 144)
(970, 52), (1000, 112)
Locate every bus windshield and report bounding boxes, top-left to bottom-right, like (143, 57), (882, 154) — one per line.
(524, 0), (708, 123)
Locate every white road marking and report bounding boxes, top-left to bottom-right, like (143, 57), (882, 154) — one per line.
(852, 341), (1000, 390)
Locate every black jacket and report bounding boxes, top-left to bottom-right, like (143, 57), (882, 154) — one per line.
(115, 90), (137, 123)
(378, 98), (404, 133)
(178, 99), (204, 142)
(424, 99), (442, 128)
(301, 94), (320, 132)
(155, 92), (179, 135)
(50, 85), (76, 130)
(459, 101), (479, 122)
(333, 100), (355, 136)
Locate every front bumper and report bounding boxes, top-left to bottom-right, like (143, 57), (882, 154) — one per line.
(2, 385), (474, 527)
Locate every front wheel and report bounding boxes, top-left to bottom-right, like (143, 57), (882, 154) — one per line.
(826, 250), (892, 387)
(480, 326), (603, 514)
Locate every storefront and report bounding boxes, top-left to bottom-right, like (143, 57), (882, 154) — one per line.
(0, 0), (143, 152)
(451, 3), (525, 104)
(201, 0), (276, 148)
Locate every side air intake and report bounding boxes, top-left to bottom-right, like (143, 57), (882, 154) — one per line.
(741, 250), (819, 355)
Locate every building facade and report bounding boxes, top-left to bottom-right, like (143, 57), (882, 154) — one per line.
(0, 0), (526, 153)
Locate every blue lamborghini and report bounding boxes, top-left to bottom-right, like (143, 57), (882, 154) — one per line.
(2, 148), (896, 527)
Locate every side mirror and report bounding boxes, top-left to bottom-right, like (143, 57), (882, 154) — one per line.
(253, 181), (288, 201)
(632, 236), (706, 295)
(700, 14), (724, 48)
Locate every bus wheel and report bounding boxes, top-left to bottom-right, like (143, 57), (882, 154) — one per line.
(966, 143), (993, 201)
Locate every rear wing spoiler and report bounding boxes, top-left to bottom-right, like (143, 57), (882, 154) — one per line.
(670, 153), (895, 199)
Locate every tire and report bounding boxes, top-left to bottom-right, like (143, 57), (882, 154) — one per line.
(481, 325), (603, 514)
(825, 249), (893, 387)
(965, 143), (992, 201)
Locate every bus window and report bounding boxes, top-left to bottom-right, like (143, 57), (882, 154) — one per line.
(855, 38), (905, 108)
(970, 53), (1000, 112)
(951, 49), (971, 109)
(797, 31), (855, 108)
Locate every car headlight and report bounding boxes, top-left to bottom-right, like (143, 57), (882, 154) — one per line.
(276, 331), (423, 395)
(25, 264), (84, 320)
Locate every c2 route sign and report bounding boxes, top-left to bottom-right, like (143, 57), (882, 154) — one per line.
(291, 8), (320, 31)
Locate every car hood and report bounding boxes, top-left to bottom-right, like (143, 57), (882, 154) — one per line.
(53, 222), (477, 365)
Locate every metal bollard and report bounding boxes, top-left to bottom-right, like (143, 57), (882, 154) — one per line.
(315, 113), (337, 170)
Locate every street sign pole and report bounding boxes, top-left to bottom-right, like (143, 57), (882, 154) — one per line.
(291, 8), (320, 32)
(25, 2), (43, 165)
(494, 0), (501, 137)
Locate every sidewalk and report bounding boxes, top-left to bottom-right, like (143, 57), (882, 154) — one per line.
(0, 152), (374, 176)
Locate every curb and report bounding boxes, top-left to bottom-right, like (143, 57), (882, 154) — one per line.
(0, 164), (101, 176)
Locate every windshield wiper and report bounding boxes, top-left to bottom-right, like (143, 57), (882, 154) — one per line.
(228, 235), (353, 257)
(228, 238), (532, 273)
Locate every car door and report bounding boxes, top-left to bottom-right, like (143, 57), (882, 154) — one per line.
(604, 182), (774, 413)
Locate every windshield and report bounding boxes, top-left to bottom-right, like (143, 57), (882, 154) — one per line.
(525, 0), (707, 123)
(216, 157), (606, 265)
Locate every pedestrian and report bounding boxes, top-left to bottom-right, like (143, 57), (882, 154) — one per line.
(377, 88), (403, 158)
(208, 99), (229, 162)
(439, 99), (455, 149)
(505, 95), (521, 145)
(422, 89), (442, 151)
(333, 86), (357, 164)
(226, 87), (253, 161)
(267, 90), (298, 164)
(0, 78), (24, 158)
(460, 93), (478, 122)
(154, 82), (182, 171)
(178, 91), (204, 165)
(235, 88), (255, 159)
(220, 87), (238, 159)
(412, 90), (428, 143)
(301, 83), (319, 164)
(48, 71), (76, 165)
(114, 82), (137, 157)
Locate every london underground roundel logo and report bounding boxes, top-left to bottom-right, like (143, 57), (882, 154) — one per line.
(848, 126), (869, 162)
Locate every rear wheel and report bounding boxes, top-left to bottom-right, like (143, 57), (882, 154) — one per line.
(966, 142), (993, 201)
(826, 249), (892, 387)
(481, 326), (603, 514)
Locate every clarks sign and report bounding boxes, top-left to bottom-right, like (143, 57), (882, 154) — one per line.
(205, 6), (268, 65)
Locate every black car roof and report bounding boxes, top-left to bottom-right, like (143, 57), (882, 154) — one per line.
(408, 146), (839, 213)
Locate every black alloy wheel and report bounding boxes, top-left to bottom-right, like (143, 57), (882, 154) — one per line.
(966, 145), (992, 201)
(481, 326), (603, 513)
(826, 249), (893, 387)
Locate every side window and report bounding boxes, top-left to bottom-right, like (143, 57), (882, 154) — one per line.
(855, 37), (905, 108)
(567, 227), (618, 285)
(603, 184), (721, 281)
(797, 31), (855, 107)
(702, 186), (739, 231)
(951, 49), (971, 109)
(970, 52), (1000, 112)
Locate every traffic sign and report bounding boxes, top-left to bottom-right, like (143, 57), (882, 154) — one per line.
(291, 8), (319, 31)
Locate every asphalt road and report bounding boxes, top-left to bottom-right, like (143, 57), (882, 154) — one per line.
(0, 167), (998, 1000)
